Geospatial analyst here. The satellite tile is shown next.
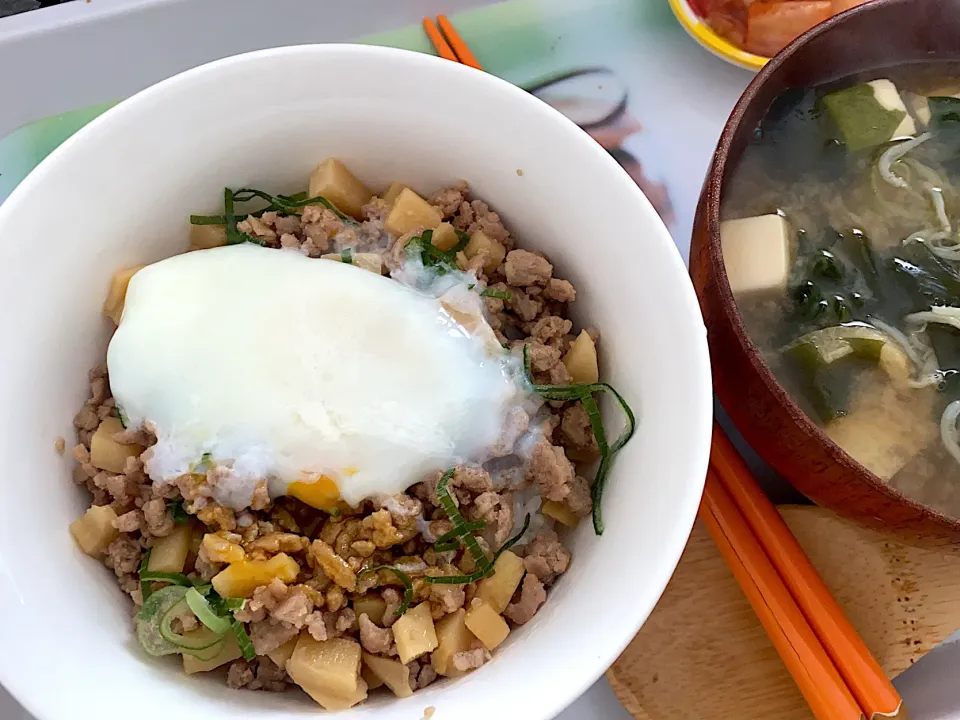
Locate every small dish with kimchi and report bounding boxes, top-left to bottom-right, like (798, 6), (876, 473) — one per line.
(669, 0), (872, 71)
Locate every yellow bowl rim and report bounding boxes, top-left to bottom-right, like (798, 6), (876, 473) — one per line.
(667, 0), (769, 72)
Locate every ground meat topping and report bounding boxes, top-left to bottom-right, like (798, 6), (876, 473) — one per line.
(451, 466), (494, 494)
(527, 439), (577, 502)
(104, 536), (140, 576)
(451, 648), (491, 673)
(431, 182), (468, 218)
(305, 611), (328, 641)
(381, 588), (403, 628)
(530, 316), (572, 342)
(559, 403), (601, 460)
(114, 509), (142, 533)
(226, 660), (256, 689)
(249, 618), (299, 656)
(142, 497), (174, 538)
(521, 530), (571, 584)
(544, 278), (576, 303)
(308, 539), (357, 591)
(452, 199), (510, 246)
(250, 657), (289, 692)
(358, 612), (393, 654)
(504, 573), (547, 625)
(504, 249), (552, 286)
(507, 288), (543, 322)
(362, 509), (407, 549)
(271, 586), (315, 627)
(566, 475), (593, 517)
(526, 341), (562, 373)
(469, 491), (515, 547)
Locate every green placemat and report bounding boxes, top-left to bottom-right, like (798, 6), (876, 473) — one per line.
(0, 0), (681, 227)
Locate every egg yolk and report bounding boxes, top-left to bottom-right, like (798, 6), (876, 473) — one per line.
(287, 475), (340, 511)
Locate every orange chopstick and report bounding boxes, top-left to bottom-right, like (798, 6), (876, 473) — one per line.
(436, 15), (483, 70)
(701, 471), (865, 720)
(711, 423), (906, 720)
(422, 18), (458, 63)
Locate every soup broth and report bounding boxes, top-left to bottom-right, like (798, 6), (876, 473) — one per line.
(722, 62), (960, 519)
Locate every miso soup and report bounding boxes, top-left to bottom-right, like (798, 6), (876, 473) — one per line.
(722, 63), (960, 518)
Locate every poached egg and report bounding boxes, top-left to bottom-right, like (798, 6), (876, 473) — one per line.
(107, 243), (526, 509)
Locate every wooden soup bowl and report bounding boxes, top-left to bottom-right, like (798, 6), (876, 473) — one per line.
(692, 0), (960, 543)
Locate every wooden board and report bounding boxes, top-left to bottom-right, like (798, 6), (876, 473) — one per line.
(607, 505), (960, 720)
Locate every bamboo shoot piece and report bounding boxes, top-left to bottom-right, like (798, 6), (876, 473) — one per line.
(182, 629), (241, 674)
(475, 550), (526, 614)
(190, 224), (228, 251)
(90, 416), (143, 474)
(211, 553), (300, 598)
(431, 222), (460, 252)
(393, 603), (438, 664)
(362, 653), (414, 698)
(384, 188), (442, 237)
(267, 635), (300, 669)
(562, 330), (599, 384)
(361, 663), (384, 691)
(308, 158), (373, 220)
(70, 505), (118, 556)
(431, 609), (475, 677)
(200, 533), (245, 564)
(353, 595), (388, 627)
(464, 230), (506, 274)
(541, 499), (581, 528)
(103, 266), (143, 325)
(464, 598), (510, 650)
(287, 635), (367, 711)
(147, 524), (192, 573)
(320, 252), (383, 274)
(381, 181), (409, 207)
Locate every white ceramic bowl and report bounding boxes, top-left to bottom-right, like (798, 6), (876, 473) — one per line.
(0, 45), (711, 720)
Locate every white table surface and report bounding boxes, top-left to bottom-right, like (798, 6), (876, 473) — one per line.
(2, 1), (960, 718)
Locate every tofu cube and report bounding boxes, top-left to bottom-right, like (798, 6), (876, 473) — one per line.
(822, 79), (916, 150)
(720, 214), (792, 299)
(825, 384), (937, 481)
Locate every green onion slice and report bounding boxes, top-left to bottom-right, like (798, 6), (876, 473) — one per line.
(480, 287), (512, 300)
(159, 599), (226, 656)
(433, 520), (486, 553)
(431, 470), (492, 577)
(169, 500), (190, 526)
(521, 344), (636, 535)
(136, 585), (191, 656)
(224, 188), (262, 246)
(358, 565), (414, 616)
(189, 214), (226, 225)
(138, 549), (191, 602)
(493, 513), (531, 564)
(185, 587), (232, 635)
(231, 620), (257, 661)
